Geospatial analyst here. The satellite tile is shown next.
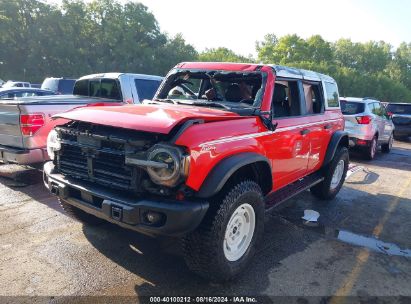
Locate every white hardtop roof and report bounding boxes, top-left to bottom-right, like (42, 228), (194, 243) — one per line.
(78, 72), (163, 81)
(270, 65), (336, 83)
(340, 97), (380, 103)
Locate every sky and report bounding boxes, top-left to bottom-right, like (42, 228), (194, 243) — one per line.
(49, 0), (411, 56)
(137, 0), (411, 56)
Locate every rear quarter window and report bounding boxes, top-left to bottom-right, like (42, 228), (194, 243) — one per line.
(340, 101), (365, 115)
(134, 79), (161, 101)
(324, 82), (339, 108)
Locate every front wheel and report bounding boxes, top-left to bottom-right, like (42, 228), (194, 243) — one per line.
(311, 147), (349, 200)
(181, 180), (264, 282)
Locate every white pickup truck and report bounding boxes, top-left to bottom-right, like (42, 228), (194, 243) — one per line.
(0, 72), (163, 165)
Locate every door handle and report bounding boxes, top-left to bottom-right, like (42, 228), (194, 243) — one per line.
(324, 124), (332, 130)
(300, 129), (310, 135)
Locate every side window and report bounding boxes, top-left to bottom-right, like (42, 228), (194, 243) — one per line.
(134, 79), (161, 101)
(303, 82), (324, 114)
(324, 82), (339, 108)
(0, 93), (12, 99)
(11, 92), (23, 99)
(371, 102), (384, 117)
(22, 92), (36, 97)
(272, 80), (302, 118)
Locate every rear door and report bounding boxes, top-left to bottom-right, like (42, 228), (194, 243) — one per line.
(380, 104), (394, 139)
(300, 80), (329, 173)
(371, 102), (389, 142)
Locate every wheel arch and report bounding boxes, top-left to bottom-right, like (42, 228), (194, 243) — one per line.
(323, 131), (349, 167)
(196, 152), (272, 199)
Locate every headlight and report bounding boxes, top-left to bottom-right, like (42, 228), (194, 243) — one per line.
(146, 145), (189, 187)
(46, 129), (61, 160)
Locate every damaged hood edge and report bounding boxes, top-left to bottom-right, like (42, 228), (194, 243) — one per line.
(53, 104), (243, 134)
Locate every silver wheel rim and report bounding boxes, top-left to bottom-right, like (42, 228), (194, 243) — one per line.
(371, 139), (377, 158)
(389, 136), (393, 149)
(223, 203), (256, 262)
(331, 159), (345, 190)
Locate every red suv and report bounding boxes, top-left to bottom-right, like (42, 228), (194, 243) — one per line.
(43, 62), (348, 281)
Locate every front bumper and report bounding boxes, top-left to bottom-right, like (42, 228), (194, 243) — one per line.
(0, 145), (47, 165)
(43, 162), (209, 237)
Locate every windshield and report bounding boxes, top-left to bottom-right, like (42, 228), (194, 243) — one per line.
(386, 104), (411, 115)
(340, 100), (365, 115)
(155, 69), (267, 111)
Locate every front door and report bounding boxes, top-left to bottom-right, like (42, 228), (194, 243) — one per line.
(262, 79), (311, 191)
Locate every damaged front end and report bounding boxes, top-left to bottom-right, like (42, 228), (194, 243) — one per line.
(53, 120), (192, 198)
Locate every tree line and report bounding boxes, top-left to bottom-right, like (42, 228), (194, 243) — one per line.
(1, 0), (410, 102)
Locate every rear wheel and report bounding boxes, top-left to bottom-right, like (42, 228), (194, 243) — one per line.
(181, 180), (264, 282)
(381, 134), (393, 153)
(311, 147), (349, 200)
(59, 199), (104, 225)
(364, 136), (377, 160)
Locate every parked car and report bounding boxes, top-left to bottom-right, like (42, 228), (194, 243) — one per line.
(44, 62), (348, 281)
(41, 77), (76, 95)
(2, 81), (31, 88)
(386, 103), (411, 140)
(0, 87), (55, 99)
(340, 97), (394, 160)
(0, 72), (162, 165)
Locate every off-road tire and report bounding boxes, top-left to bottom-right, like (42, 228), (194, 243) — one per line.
(364, 136), (378, 160)
(59, 198), (104, 225)
(381, 134), (393, 153)
(181, 180), (264, 282)
(310, 147), (349, 200)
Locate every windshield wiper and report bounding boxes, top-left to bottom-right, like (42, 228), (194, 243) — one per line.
(188, 101), (232, 110)
(151, 98), (178, 105)
(152, 98), (231, 110)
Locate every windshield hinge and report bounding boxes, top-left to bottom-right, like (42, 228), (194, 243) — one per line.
(255, 110), (277, 131)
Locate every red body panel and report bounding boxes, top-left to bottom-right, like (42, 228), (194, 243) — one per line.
(176, 109), (343, 193)
(55, 104), (243, 134)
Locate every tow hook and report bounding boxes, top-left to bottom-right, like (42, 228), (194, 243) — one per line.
(50, 183), (59, 196)
(111, 206), (123, 221)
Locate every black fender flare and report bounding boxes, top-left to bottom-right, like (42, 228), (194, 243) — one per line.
(196, 152), (272, 198)
(323, 131), (349, 166)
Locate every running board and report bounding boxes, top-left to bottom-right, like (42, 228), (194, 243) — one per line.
(265, 173), (324, 211)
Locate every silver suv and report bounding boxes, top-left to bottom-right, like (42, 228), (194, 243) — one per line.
(340, 97), (394, 160)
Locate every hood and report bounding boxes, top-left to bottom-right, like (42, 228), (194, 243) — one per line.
(54, 104), (242, 134)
